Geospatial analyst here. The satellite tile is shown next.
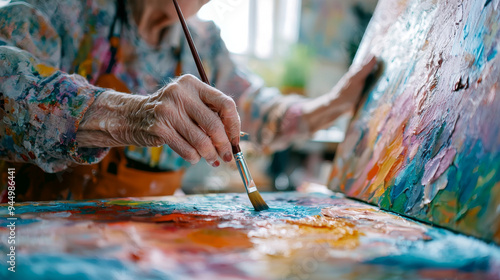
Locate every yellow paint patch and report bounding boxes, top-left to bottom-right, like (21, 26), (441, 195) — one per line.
(287, 216), (362, 249)
(250, 215), (362, 258)
(187, 228), (253, 249)
(35, 64), (57, 77)
(149, 147), (163, 167)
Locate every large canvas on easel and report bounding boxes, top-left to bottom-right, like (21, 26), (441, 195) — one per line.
(329, 0), (500, 244)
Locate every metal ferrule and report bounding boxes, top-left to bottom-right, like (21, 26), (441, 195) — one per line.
(234, 152), (257, 193)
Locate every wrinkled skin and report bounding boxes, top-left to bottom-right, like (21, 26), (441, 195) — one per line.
(77, 74), (240, 167)
(76, 0), (377, 167)
(76, 0), (237, 167)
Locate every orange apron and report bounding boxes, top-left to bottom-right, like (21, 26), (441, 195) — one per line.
(2, 149), (184, 202)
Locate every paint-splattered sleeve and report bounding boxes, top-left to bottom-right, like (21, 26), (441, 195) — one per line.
(204, 21), (308, 153)
(0, 3), (109, 173)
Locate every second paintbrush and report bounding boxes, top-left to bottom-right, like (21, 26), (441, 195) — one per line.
(171, 0), (269, 211)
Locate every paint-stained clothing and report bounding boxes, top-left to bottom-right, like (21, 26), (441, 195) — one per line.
(0, 0), (303, 173)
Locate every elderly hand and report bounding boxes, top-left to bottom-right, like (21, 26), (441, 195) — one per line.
(301, 55), (377, 133)
(76, 74), (241, 167)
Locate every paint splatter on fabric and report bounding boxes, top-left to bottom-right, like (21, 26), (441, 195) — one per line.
(329, 0), (500, 244)
(0, 192), (499, 279)
(0, 0), (304, 174)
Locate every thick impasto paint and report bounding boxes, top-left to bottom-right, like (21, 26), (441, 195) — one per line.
(329, 0), (500, 244)
(1, 192), (499, 279)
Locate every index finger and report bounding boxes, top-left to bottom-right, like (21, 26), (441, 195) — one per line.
(196, 84), (241, 147)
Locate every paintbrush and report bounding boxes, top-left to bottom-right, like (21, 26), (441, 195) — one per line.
(172, 0), (269, 211)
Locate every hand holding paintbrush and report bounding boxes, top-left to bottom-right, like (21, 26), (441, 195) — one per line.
(172, 0), (269, 211)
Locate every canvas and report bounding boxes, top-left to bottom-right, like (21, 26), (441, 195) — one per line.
(329, 0), (500, 244)
(1, 192), (500, 279)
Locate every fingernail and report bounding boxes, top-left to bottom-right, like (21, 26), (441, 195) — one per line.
(223, 152), (233, 162)
(212, 160), (220, 167)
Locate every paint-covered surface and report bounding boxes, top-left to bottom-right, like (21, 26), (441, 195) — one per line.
(1, 192), (499, 279)
(329, 0), (500, 244)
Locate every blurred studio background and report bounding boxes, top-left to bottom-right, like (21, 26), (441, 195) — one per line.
(183, 0), (378, 194)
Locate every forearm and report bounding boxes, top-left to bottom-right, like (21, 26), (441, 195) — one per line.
(76, 91), (149, 147)
(241, 87), (356, 153)
(256, 94), (343, 151)
(290, 55), (378, 140)
(300, 93), (353, 133)
(240, 87), (308, 152)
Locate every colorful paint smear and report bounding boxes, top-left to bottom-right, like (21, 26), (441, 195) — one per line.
(329, 0), (500, 244)
(1, 192), (499, 279)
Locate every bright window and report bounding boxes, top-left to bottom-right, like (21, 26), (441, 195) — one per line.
(198, 0), (301, 59)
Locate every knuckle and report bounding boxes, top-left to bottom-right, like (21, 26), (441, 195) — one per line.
(203, 149), (218, 162)
(193, 137), (215, 157)
(166, 82), (181, 95)
(220, 98), (238, 117)
(179, 74), (197, 84)
(221, 96), (236, 110)
(205, 117), (224, 135)
(185, 151), (200, 163)
(191, 132), (207, 146)
(198, 143), (215, 158)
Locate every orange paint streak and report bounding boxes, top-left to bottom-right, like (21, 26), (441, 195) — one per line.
(385, 151), (406, 183)
(38, 104), (48, 111)
(367, 164), (380, 181)
(366, 124), (405, 197)
(329, 166), (339, 182)
(187, 228), (253, 249)
(39, 20), (50, 35)
(132, 213), (221, 228)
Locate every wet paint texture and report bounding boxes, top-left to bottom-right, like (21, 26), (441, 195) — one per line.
(329, 0), (500, 244)
(1, 192), (500, 279)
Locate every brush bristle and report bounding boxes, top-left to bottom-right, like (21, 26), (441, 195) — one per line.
(248, 191), (269, 211)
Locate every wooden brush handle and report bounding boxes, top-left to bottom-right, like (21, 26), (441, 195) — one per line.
(172, 0), (209, 84)
(232, 144), (241, 154)
(172, 0), (242, 154)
